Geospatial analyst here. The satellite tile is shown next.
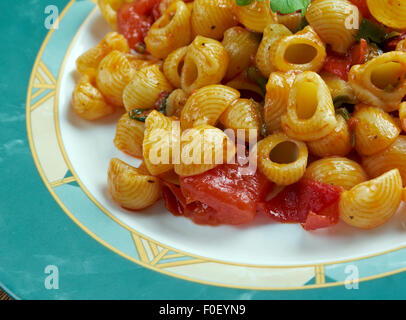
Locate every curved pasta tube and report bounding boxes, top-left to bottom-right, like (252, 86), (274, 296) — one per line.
(306, 0), (360, 54)
(166, 89), (189, 117)
(181, 85), (240, 130)
(277, 12), (303, 33)
(72, 69), (115, 120)
(191, 0), (237, 40)
(98, 0), (130, 30)
(308, 115), (352, 157)
(304, 157), (368, 190)
(181, 36), (229, 94)
(174, 124), (236, 177)
(362, 136), (406, 186)
(108, 158), (161, 210)
(225, 74), (265, 102)
(339, 169), (403, 229)
(399, 102), (406, 132)
(281, 71), (337, 142)
(366, 0), (406, 30)
(256, 24), (292, 77)
(320, 72), (357, 104)
(114, 113), (145, 158)
(163, 46), (188, 88)
(96, 50), (136, 107)
(256, 133), (308, 186)
(232, 0), (277, 33)
(123, 64), (173, 111)
(263, 71), (297, 134)
(222, 27), (260, 81)
(219, 99), (261, 141)
(397, 40), (406, 53)
(145, 1), (192, 59)
(353, 105), (400, 156)
(348, 51), (406, 112)
(270, 26), (327, 73)
(143, 110), (178, 176)
(76, 32), (129, 74)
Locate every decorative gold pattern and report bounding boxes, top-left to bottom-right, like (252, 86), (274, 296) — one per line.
(24, 0), (406, 291)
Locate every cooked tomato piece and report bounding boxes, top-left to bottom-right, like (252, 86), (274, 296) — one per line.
(179, 162), (271, 225)
(322, 39), (368, 81)
(348, 0), (370, 18)
(258, 179), (343, 230)
(385, 33), (406, 52)
(117, 0), (161, 50)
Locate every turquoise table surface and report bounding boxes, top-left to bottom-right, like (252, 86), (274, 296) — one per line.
(2, 0), (406, 300)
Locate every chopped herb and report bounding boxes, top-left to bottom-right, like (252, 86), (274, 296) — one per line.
(270, 0), (311, 15)
(246, 66), (267, 96)
(333, 95), (356, 109)
(236, 0), (254, 6)
(129, 108), (149, 122)
(336, 107), (352, 122)
(356, 19), (399, 45)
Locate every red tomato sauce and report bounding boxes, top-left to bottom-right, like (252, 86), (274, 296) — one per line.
(257, 179), (343, 231)
(322, 38), (368, 81)
(162, 162), (271, 226)
(117, 0), (162, 50)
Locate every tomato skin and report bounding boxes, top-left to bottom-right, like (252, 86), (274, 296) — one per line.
(180, 163), (271, 225)
(258, 179), (343, 230)
(322, 39), (368, 81)
(348, 0), (370, 18)
(117, 0), (161, 49)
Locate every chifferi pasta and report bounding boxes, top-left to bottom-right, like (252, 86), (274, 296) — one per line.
(72, 0), (406, 230)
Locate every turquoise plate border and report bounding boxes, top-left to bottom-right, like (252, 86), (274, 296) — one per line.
(1, 0), (406, 299)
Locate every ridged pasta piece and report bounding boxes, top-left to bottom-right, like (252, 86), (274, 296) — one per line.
(76, 32), (129, 74)
(263, 71), (297, 134)
(304, 157), (368, 190)
(181, 85), (240, 130)
(108, 158), (161, 210)
(320, 72), (357, 104)
(174, 124), (236, 176)
(123, 64), (173, 111)
(98, 0), (130, 30)
(219, 98), (261, 141)
(163, 46), (188, 88)
(114, 113), (145, 158)
(256, 132), (308, 185)
(403, 187), (406, 202)
(366, 0), (406, 29)
(270, 26), (327, 73)
(72, 69), (115, 120)
(281, 71), (337, 141)
(306, 0), (360, 54)
(256, 24), (292, 77)
(143, 110), (178, 176)
(96, 50), (136, 107)
(180, 36), (229, 94)
(353, 105), (400, 156)
(191, 0), (237, 40)
(158, 169), (181, 186)
(362, 136), (406, 186)
(145, 1), (192, 59)
(308, 115), (352, 157)
(225, 74), (265, 102)
(399, 102), (406, 132)
(397, 40), (406, 53)
(277, 12), (303, 33)
(222, 27), (260, 81)
(339, 169), (403, 229)
(166, 89), (189, 117)
(348, 51), (406, 112)
(232, 0), (278, 33)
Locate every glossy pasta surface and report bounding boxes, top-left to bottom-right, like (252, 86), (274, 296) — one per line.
(71, 0), (406, 230)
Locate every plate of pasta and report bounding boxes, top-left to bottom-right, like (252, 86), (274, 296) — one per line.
(26, 0), (406, 290)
